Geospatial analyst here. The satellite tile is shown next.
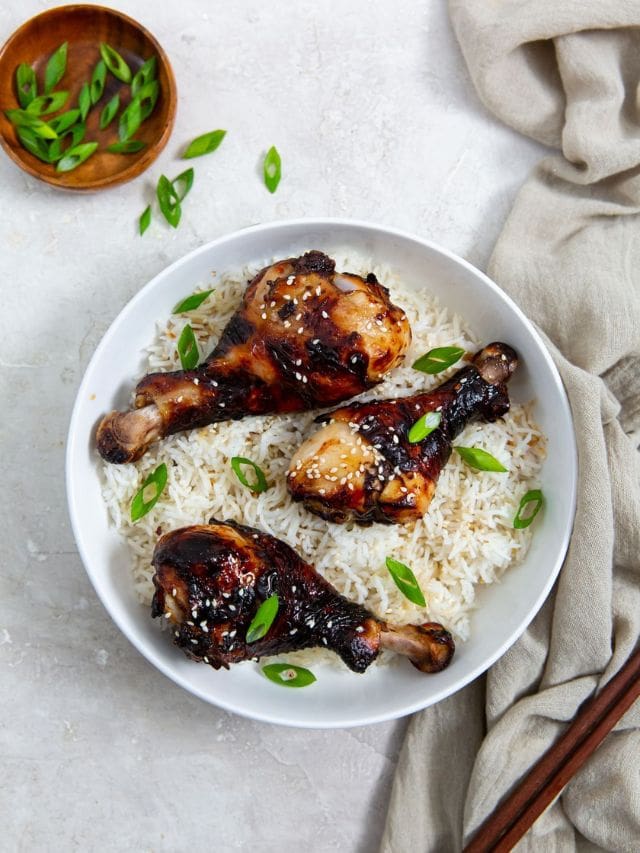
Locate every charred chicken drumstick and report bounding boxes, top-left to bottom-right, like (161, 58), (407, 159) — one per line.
(97, 251), (411, 463)
(152, 520), (454, 674)
(287, 342), (517, 525)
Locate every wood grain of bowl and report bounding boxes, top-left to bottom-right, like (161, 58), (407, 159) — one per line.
(0, 4), (177, 191)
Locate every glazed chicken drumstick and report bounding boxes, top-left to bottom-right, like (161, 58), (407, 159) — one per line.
(152, 520), (454, 674)
(97, 251), (411, 463)
(287, 342), (518, 525)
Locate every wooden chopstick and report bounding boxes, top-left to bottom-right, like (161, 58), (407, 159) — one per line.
(463, 645), (640, 853)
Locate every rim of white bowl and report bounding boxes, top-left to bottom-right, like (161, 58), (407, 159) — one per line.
(66, 217), (578, 728)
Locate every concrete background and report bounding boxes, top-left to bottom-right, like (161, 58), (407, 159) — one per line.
(0, 1), (545, 850)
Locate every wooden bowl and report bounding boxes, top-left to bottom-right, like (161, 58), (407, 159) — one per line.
(0, 4), (177, 191)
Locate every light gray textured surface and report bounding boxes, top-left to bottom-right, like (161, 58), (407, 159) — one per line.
(0, 1), (545, 850)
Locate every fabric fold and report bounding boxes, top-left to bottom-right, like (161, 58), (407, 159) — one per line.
(381, 2), (640, 850)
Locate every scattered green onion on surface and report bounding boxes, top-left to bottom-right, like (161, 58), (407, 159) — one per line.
(172, 167), (194, 201)
(99, 42), (132, 83)
(412, 346), (465, 374)
(263, 145), (281, 193)
(16, 63), (37, 108)
(156, 174), (181, 227)
(131, 56), (157, 97)
(130, 463), (168, 522)
(43, 41), (68, 94)
(139, 204), (151, 235)
(262, 662), (316, 688)
(106, 139), (146, 154)
(246, 594), (279, 643)
(99, 93), (120, 129)
(25, 91), (69, 116)
(183, 129), (226, 159)
(173, 289), (215, 313)
(231, 457), (269, 494)
(408, 411), (441, 444)
(176, 323), (199, 369)
(513, 489), (544, 529)
(455, 446), (508, 472)
(385, 557), (427, 607)
(90, 59), (107, 105)
(56, 141), (98, 173)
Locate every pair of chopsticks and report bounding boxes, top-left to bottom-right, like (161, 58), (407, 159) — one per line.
(463, 645), (640, 852)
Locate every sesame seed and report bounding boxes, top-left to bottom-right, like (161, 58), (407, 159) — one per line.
(393, 435), (399, 444)
(302, 375), (308, 383)
(284, 320), (291, 328)
(289, 629), (298, 635)
(298, 327), (304, 334)
(321, 311), (329, 319)
(219, 402), (225, 408)
(203, 656), (209, 663)
(172, 588), (177, 597)
(327, 620), (333, 628)
(312, 338), (320, 344)
(292, 586), (297, 592)
(302, 292), (310, 301)
(259, 303), (265, 310)
(261, 312), (267, 320)
(283, 294), (291, 301)
(229, 630), (237, 638)
(315, 286), (322, 296)
(205, 599), (210, 606)
(270, 301), (276, 308)
(348, 482), (354, 490)
(293, 298), (298, 305)
(191, 609), (198, 619)
(164, 612), (172, 619)
(193, 378), (199, 386)
(190, 639), (198, 645)
(356, 626), (364, 633)
(211, 380), (218, 387)
(229, 605), (236, 612)
(322, 637), (328, 645)
(319, 488), (326, 495)
(287, 275), (295, 284)
(295, 372), (302, 381)
(295, 358), (302, 366)
(222, 592), (230, 599)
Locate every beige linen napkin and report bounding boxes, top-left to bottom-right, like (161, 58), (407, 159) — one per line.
(381, 2), (640, 850)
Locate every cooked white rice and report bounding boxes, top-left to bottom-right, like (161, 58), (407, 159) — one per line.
(101, 252), (546, 664)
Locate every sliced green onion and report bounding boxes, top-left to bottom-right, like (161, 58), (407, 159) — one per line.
(262, 663), (316, 688)
(231, 457), (268, 494)
(77, 83), (91, 121)
(99, 43), (132, 83)
(99, 93), (120, 129)
(412, 346), (465, 374)
(385, 557), (426, 607)
(26, 91), (69, 116)
(408, 411), (441, 444)
(246, 594), (279, 643)
(263, 145), (281, 193)
(139, 205), (151, 235)
(106, 139), (146, 154)
(455, 446), (508, 473)
(118, 98), (142, 142)
(56, 141), (98, 173)
(183, 129), (226, 159)
(177, 323), (199, 369)
(90, 60), (107, 105)
(16, 63), (37, 108)
(5, 109), (58, 139)
(514, 489), (544, 529)
(130, 463), (168, 522)
(136, 79), (159, 121)
(44, 42), (67, 94)
(156, 174), (181, 227)
(49, 109), (81, 134)
(173, 289), (214, 313)
(48, 123), (86, 162)
(171, 167), (194, 201)
(131, 56), (157, 97)
(17, 127), (54, 163)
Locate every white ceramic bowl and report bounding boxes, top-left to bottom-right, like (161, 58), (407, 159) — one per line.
(66, 219), (577, 728)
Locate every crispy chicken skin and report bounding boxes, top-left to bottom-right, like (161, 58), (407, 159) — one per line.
(287, 343), (518, 525)
(97, 251), (411, 463)
(152, 520), (454, 674)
